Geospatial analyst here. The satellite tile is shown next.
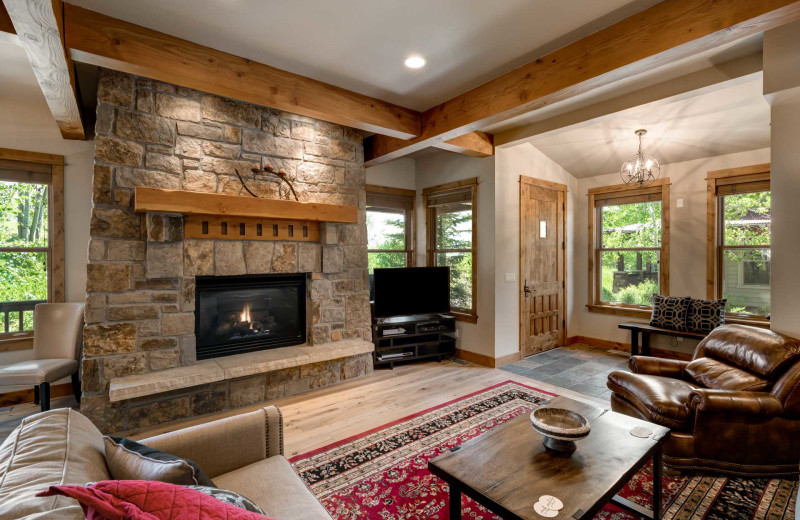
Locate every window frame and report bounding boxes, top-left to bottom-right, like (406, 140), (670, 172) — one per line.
(0, 148), (66, 348)
(423, 177), (478, 323)
(587, 178), (671, 318)
(706, 163), (770, 325)
(366, 184), (416, 271)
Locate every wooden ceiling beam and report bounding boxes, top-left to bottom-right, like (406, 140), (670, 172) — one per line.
(365, 0), (800, 165)
(434, 131), (494, 158)
(4, 0), (85, 140)
(63, 4), (421, 140)
(0, 2), (15, 34)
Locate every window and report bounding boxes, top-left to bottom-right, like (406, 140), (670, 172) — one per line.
(0, 149), (65, 343)
(366, 185), (415, 274)
(707, 164), (770, 320)
(588, 180), (670, 315)
(424, 178), (477, 321)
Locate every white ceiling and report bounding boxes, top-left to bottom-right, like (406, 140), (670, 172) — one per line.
(526, 78), (770, 178)
(68, 0), (661, 111)
(0, 36), (49, 104)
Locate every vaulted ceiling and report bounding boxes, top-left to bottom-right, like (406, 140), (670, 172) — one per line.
(526, 77), (770, 178)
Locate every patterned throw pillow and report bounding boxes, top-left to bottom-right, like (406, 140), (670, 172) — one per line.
(186, 486), (267, 514)
(649, 294), (691, 331)
(685, 298), (726, 334)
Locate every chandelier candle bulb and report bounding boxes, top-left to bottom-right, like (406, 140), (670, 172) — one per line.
(620, 129), (661, 187)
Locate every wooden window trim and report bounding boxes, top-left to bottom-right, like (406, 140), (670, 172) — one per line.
(0, 148), (66, 347)
(424, 178), (478, 320)
(587, 178), (671, 317)
(366, 184), (416, 268)
(706, 163), (770, 323)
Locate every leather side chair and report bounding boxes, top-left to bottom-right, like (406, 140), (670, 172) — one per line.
(607, 324), (800, 476)
(0, 303), (84, 411)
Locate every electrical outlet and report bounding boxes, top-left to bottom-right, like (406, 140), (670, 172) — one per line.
(677, 198), (684, 208)
(505, 273), (516, 283)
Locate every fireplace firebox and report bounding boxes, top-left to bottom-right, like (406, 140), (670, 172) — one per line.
(195, 273), (307, 360)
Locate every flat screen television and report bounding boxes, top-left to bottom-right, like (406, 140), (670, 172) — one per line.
(373, 267), (450, 318)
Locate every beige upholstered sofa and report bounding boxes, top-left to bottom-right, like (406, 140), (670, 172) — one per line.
(0, 406), (332, 520)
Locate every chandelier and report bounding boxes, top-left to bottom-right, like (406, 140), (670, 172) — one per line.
(620, 129), (660, 187)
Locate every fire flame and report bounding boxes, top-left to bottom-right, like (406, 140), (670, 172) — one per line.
(240, 305), (251, 323)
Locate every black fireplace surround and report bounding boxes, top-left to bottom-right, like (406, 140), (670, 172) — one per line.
(195, 273), (307, 360)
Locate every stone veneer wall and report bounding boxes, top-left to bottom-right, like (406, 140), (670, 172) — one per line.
(82, 69), (372, 432)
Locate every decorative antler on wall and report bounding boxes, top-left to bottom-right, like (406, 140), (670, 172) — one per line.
(234, 164), (300, 201)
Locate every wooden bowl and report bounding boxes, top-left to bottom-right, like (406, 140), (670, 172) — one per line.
(530, 407), (591, 452)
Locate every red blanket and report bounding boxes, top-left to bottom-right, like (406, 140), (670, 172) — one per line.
(38, 480), (279, 520)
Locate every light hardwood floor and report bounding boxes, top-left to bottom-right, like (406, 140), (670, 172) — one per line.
(0, 350), (613, 455)
(126, 357), (608, 457)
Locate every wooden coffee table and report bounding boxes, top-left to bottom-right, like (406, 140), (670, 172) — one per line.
(428, 396), (669, 519)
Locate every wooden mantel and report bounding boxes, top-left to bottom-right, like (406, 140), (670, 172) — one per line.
(134, 187), (358, 223)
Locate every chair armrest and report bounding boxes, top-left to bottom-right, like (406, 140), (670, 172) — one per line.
(140, 406), (283, 478)
(628, 356), (688, 378)
(688, 389), (784, 417)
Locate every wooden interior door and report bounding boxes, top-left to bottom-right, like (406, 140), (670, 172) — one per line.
(520, 176), (567, 357)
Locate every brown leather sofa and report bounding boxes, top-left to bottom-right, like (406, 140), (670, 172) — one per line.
(607, 324), (800, 476)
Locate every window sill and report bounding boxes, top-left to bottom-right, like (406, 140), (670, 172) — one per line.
(451, 312), (478, 324)
(0, 335), (34, 352)
(587, 304), (652, 319)
(725, 316), (770, 329)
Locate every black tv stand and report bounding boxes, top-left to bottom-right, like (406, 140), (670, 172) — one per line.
(372, 314), (456, 369)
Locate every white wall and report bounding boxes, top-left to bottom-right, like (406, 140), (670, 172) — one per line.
(494, 143), (579, 358)
(365, 158), (416, 191)
(574, 147), (771, 351)
(414, 151), (496, 358)
(0, 98), (94, 390)
(764, 20), (800, 338)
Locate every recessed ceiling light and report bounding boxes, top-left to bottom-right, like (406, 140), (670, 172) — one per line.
(404, 55), (426, 69)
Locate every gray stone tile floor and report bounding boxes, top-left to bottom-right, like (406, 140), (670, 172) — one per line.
(500, 343), (631, 402)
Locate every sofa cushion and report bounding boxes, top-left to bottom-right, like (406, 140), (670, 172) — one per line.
(650, 295), (691, 332)
(214, 455), (332, 520)
(104, 436), (215, 486)
(0, 408), (110, 520)
(698, 324), (800, 378)
(607, 371), (698, 430)
(685, 357), (771, 392)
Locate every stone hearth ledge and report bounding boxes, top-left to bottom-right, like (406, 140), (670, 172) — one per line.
(108, 339), (374, 402)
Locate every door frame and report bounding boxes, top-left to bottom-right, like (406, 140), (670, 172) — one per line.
(519, 175), (569, 356)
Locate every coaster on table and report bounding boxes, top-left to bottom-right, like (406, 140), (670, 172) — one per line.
(534, 501), (559, 517)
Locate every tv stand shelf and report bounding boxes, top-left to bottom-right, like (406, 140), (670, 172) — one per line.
(372, 314), (456, 368)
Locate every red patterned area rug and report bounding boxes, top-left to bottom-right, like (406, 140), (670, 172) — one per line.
(290, 381), (797, 519)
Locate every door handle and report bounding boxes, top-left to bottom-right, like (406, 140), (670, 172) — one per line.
(524, 279), (531, 297)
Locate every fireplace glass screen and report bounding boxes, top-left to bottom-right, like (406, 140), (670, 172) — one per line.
(195, 273), (306, 360)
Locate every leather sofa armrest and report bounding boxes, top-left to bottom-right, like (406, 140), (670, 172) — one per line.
(628, 356), (688, 378)
(140, 406), (284, 478)
(688, 389), (784, 416)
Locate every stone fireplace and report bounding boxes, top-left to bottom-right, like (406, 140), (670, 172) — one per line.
(81, 69), (374, 433)
(195, 273), (307, 360)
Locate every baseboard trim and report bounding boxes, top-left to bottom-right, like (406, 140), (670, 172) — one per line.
(567, 335), (692, 361)
(0, 382), (73, 407)
(455, 349), (494, 367)
(455, 349), (523, 368)
(495, 351), (522, 367)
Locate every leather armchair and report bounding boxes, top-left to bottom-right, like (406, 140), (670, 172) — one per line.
(608, 324), (800, 476)
(0, 303), (84, 412)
